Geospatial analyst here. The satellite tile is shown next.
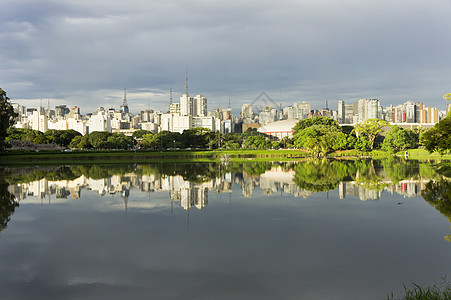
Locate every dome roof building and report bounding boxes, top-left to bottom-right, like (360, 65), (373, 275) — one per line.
(257, 119), (298, 141)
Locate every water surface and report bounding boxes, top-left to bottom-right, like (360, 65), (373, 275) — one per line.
(0, 159), (450, 299)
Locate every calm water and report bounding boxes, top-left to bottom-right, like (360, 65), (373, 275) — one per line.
(0, 159), (450, 300)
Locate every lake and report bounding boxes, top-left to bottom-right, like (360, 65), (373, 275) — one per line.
(1, 158), (450, 299)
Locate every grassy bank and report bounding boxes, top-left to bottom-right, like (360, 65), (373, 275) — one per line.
(0, 149), (311, 165)
(1, 148), (450, 165)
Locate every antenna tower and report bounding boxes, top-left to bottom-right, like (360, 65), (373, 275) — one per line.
(170, 88), (173, 106)
(123, 88), (128, 107)
(185, 69), (189, 96)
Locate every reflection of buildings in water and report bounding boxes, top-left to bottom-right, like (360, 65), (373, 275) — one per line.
(338, 179), (428, 201)
(7, 167), (432, 209)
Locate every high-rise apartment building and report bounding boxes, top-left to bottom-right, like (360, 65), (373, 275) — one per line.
(193, 95), (207, 116)
(180, 94), (193, 116)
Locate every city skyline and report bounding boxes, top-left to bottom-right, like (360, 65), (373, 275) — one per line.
(1, 1), (450, 114)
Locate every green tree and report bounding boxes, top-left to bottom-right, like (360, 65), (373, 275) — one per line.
(45, 129), (82, 147)
(87, 131), (111, 149)
(132, 130), (151, 139)
(292, 117), (339, 135)
(0, 89), (18, 151)
(107, 133), (133, 149)
(353, 118), (389, 150)
(293, 124), (347, 156)
(139, 133), (158, 149)
(420, 115), (451, 154)
(443, 93), (451, 101)
(182, 127), (211, 149)
(381, 125), (415, 153)
(244, 135), (271, 149)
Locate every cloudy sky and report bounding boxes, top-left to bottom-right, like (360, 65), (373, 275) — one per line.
(1, 0), (450, 114)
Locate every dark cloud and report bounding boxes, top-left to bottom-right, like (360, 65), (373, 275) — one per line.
(1, 0), (450, 113)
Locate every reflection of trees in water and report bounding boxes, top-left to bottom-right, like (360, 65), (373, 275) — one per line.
(292, 158), (441, 193)
(0, 182), (18, 232)
(293, 159), (351, 192)
(421, 180), (451, 242)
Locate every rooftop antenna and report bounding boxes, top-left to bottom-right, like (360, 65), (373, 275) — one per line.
(169, 87), (173, 106)
(326, 99), (328, 110)
(228, 97), (231, 109)
(48, 99), (50, 110)
(185, 69), (189, 96)
(123, 88), (128, 106)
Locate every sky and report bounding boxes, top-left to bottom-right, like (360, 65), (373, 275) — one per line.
(1, 0), (451, 115)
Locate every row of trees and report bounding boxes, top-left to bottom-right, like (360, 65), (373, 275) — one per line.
(291, 117), (421, 156)
(3, 117), (423, 154)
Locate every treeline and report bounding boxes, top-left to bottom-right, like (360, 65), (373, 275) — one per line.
(3, 116), (439, 154)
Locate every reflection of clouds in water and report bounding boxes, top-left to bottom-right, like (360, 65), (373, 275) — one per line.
(1, 175), (451, 299)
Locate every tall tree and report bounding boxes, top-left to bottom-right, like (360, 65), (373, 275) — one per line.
(0, 89), (18, 151)
(353, 118), (389, 150)
(420, 115), (451, 154)
(381, 125), (415, 152)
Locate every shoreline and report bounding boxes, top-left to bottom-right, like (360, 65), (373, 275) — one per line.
(1, 149), (450, 165)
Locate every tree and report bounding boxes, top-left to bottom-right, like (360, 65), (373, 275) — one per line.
(139, 133), (158, 149)
(420, 115), (451, 154)
(132, 130), (151, 139)
(244, 135), (271, 149)
(294, 125), (347, 156)
(352, 118), (389, 150)
(0, 89), (18, 151)
(182, 127), (211, 149)
(443, 93), (451, 101)
(292, 117), (339, 135)
(87, 131), (111, 149)
(381, 125), (415, 153)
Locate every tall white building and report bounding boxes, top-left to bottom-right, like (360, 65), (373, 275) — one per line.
(31, 107), (48, 132)
(180, 94), (193, 116)
(88, 107), (111, 133)
(193, 95), (207, 116)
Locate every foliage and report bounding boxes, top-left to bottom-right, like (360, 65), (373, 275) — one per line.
(443, 93), (451, 101)
(44, 129), (82, 147)
(292, 159), (350, 191)
(292, 117), (339, 135)
(6, 127), (48, 143)
(381, 125), (416, 153)
(294, 125), (347, 156)
(420, 116), (451, 154)
(244, 135), (271, 149)
(0, 89), (18, 151)
(132, 130), (151, 139)
(139, 133), (158, 149)
(182, 127), (212, 149)
(7, 128), (82, 147)
(381, 157), (419, 184)
(353, 118), (389, 150)
(69, 131), (133, 149)
(387, 278), (451, 299)
(410, 126), (427, 148)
